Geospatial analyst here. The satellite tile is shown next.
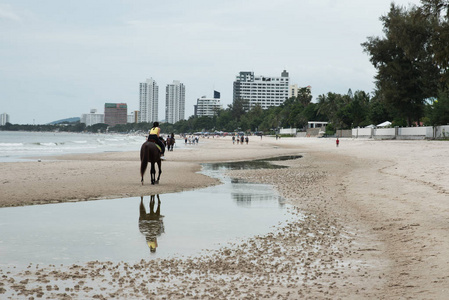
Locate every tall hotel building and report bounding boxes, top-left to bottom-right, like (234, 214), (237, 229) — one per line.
(1, 113), (10, 126)
(194, 91), (223, 117)
(104, 103), (127, 127)
(139, 78), (159, 123)
(165, 80), (185, 124)
(233, 70), (289, 109)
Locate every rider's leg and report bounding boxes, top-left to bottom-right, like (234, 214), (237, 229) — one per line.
(157, 139), (166, 159)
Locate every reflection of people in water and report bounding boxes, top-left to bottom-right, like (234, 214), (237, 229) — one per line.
(139, 195), (165, 253)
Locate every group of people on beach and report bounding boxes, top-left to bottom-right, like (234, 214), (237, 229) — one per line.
(232, 135), (249, 145)
(184, 135), (199, 145)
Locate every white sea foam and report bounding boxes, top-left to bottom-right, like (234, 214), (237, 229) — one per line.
(0, 143), (24, 147)
(0, 131), (148, 162)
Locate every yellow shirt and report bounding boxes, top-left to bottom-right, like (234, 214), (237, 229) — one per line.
(149, 127), (160, 137)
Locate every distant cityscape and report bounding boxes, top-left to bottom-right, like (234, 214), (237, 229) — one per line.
(1, 70), (310, 127)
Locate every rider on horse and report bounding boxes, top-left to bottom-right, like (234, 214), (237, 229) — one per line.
(148, 122), (166, 160)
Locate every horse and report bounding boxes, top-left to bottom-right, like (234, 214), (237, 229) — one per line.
(139, 195), (165, 253)
(140, 141), (162, 185)
(166, 136), (175, 151)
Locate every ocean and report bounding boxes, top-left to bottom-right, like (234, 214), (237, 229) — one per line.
(0, 131), (151, 162)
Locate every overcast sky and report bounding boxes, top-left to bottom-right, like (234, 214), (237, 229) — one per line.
(1, 0), (421, 125)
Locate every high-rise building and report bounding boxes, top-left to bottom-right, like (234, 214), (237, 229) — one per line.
(128, 111), (139, 124)
(139, 78), (159, 123)
(0, 113), (10, 125)
(194, 95), (223, 117)
(165, 80), (185, 124)
(233, 70), (289, 109)
(81, 109), (104, 126)
(104, 103), (127, 127)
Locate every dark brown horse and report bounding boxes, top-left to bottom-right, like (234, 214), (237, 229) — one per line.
(166, 136), (175, 151)
(140, 141), (162, 185)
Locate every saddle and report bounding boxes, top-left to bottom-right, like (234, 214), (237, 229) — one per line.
(148, 138), (162, 153)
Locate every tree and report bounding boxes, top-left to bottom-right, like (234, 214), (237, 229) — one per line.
(229, 98), (249, 122)
(317, 92), (350, 128)
(362, 4), (440, 126)
(241, 104), (264, 131)
(427, 91), (449, 125)
(297, 87), (313, 107)
(369, 92), (392, 125)
(420, 0), (449, 87)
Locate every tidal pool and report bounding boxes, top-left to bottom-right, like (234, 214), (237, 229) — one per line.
(0, 157), (301, 267)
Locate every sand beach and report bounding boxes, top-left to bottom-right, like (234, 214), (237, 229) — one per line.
(1, 136), (448, 299)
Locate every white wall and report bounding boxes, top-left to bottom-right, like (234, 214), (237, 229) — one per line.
(353, 125), (447, 140)
(375, 128), (395, 136)
(352, 128), (373, 137)
(435, 125), (449, 138)
(280, 128), (296, 135)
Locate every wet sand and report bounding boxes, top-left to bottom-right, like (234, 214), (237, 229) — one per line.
(1, 137), (448, 299)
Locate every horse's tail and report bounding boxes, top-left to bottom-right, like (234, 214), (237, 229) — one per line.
(140, 142), (149, 182)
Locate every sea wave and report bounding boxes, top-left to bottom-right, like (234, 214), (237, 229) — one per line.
(0, 143), (24, 147)
(0, 131), (166, 162)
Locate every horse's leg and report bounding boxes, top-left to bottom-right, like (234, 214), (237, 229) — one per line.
(151, 162), (156, 185)
(156, 160), (162, 183)
(140, 143), (149, 185)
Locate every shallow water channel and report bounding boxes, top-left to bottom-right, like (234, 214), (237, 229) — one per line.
(0, 156), (302, 267)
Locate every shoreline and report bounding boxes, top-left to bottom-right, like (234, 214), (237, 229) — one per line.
(1, 137), (448, 298)
(0, 137), (303, 207)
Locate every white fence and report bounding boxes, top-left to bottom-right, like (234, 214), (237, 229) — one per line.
(352, 125), (449, 140)
(280, 128), (297, 135)
(435, 125), (449, 138)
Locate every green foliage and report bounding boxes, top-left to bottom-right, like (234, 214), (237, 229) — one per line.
(325, 123), (335, 135)
(368, 92), (392, 125)
(420, 0), (449, 86)
(362, 3), (441, 126)
(427, 91), (449, 125)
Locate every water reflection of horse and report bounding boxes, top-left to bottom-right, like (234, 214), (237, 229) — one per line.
(140, 141), (162, 185)
(166, 134), (175, 151)
(139, 195), (165, 253)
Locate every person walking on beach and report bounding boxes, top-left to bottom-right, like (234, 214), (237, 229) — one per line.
(148, 122), (166, 160)
(336, 138), (340, 147)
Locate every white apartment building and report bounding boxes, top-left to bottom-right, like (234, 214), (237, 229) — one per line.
(194, 96), (223, 117)
(139, 78), (159, 123)
(128, 111), (139, 124)
(80, 109), (104, 126)
(165, 80), (185, 124)
(233, 70), (289, 109)
(1, 113), (10, 125)
(289, 84), (299, 98)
